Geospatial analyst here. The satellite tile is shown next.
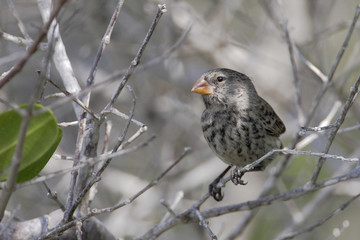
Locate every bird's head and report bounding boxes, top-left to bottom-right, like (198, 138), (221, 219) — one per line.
(192, 68), (257, 108)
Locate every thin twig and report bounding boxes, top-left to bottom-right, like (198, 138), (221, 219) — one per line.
(0, 30), (48, 51)
(43, 182), (65, 211)
(134, 167), (360, 240)
(224, 4), (360, 240)
(37, 0), (82, 118)
(66, 130), (152, 221)
(309, 74), (360, 184)
(9, 137), (155, 190)
(58, 121), (79, 128)
(43, 92), (66, 100)
(103, 147), (191, 212)
(327, 5), (360, 83)
(0, 86), (34, 218)
(103, 4), (167, 111)
(0, 0), (68, 88)
(65, 86), (139, 219)
(273, 165), (351, 240)
(101, 121), (112, 154)
(160, 199), (178, 219)
(6, 0), (31, 40)
(0, 6), (62, 217)
(194, 208), (218, 240)
(338, 123), (360, 134)
(116, 85), (137, 149)
(42, 22), (189, 117)
(293, 43), (328, 83)
(86, 0), (125, 89)
(106, 107), (145, 127)
(47, 79), (99, 120)
(296, 101), (341, 149)
(38, 147), (191, 240)
(282, 21), (304, 125)
(102, 22), (191, 83)
(160, 191), (184, 223)
(304, 5), (360, 127)
(277, 193), (360, 240)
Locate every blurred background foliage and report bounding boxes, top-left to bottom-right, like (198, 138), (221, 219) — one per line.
(1, 0), (360, 239)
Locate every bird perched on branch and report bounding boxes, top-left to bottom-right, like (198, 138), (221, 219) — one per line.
(191, 68), (286, 201)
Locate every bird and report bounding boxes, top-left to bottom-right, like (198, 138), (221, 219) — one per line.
(191, 68), (286, 201)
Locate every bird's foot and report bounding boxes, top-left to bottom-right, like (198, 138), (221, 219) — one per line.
(231, 167), (247, 185)
(209, 178), (223, 201)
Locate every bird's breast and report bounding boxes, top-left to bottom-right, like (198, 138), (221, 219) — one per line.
(201, 107), (280, 167)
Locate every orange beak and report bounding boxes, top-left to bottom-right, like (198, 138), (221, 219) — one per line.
(191, 77), (214, 95)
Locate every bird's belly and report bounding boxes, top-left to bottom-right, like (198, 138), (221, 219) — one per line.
(202, 111), (280, 168)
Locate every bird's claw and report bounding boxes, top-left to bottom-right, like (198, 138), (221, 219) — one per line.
(209, 179), (224, 201)
(231, 168), (247, 185)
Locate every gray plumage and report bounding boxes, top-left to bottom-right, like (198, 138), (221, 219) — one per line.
(195, 68), (286, 169)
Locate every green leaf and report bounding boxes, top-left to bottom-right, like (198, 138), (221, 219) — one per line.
(0, 104), (62, 182)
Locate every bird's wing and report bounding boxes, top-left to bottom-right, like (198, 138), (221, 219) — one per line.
(256, 98), (286, 137)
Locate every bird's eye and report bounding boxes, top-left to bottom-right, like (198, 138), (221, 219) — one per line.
(217, 76), (224, 82)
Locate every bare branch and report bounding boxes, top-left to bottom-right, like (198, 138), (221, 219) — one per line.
(0, 14), (60, 217)
(47, 79), (100, 120)
(194, 208), (218, 240)
(85, 0), (125, 89)
(310, 74), (360, 184)
(38, 147), (191, 240)
(304, 5), (360, 126)
(0, 0), (69, 88)
(160, 199), (177, 219)
(58, 121), (79, 128)
(327, 5), (360, 83)
(37, 0), (82, 118)
(338, 123), (360, 134)
(43, 182), (65, 211)
(282, 21), (304, 125)
(293, 43), (328, 83)
(106, 107), (145, 127)
(65, 86), (139, 219)
(11, 136), (155, 190)
(160, 191), (184, 223)
(276, 193), (360, 240)
(6, 0), (30, 40)
(103, 4), (167, 111)
(0, 30), (47, 51)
